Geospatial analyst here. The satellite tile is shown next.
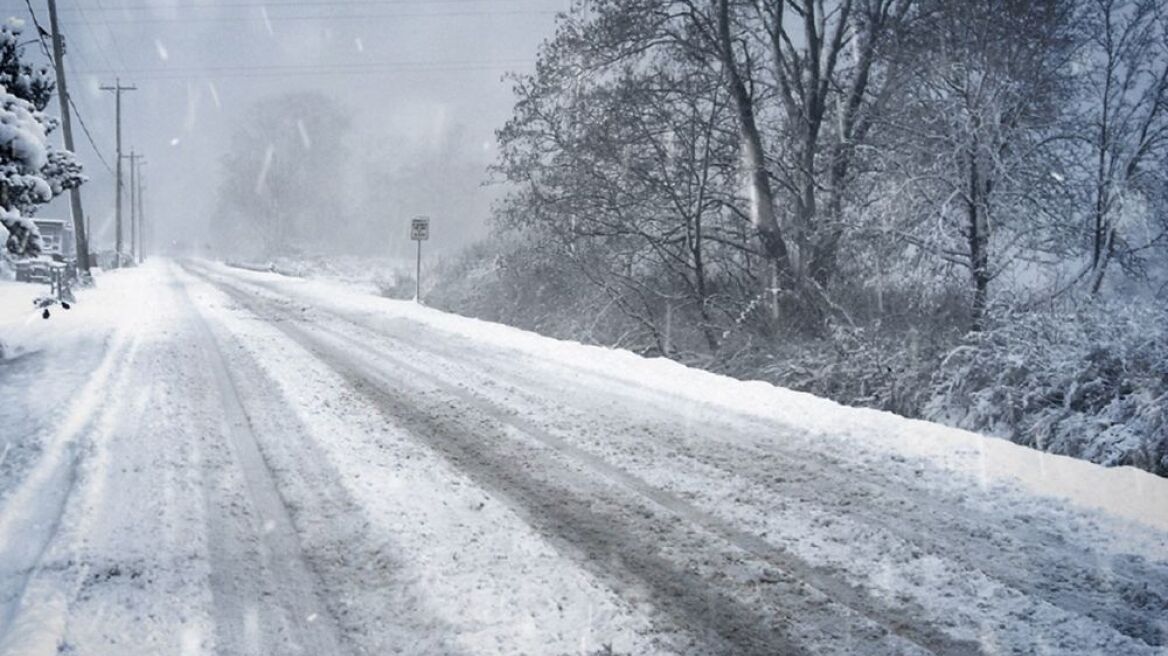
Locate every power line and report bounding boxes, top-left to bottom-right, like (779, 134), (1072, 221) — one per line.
(74, 66), (531, 81)
(63, 0), (122, 75)
(56, 9), (558, 25)
(69, 95), (115, 174)
(21, 0), (55, 61)
(55, 0), (140, 176)
(22, 0), (115, 173)
(74, 58), (534, 80)
(78, 58), (531, 74)
(57, 0), (140, 180)
(87, 0), (133, 74)
(75, 68), (527, 81)
(60, 0), (548, 10)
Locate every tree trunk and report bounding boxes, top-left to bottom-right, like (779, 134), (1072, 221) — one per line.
(692, 210), (720, 354)
(968, 151), (990, 332)
(716, 0), (792, 281)
(809, 154), (850, 287)
(1090, 225), (1116, 294)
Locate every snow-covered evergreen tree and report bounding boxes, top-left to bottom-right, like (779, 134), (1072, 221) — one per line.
(0, 17), (85, 257)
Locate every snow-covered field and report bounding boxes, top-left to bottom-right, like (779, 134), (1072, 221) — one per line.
(1, 260), (1166, 655)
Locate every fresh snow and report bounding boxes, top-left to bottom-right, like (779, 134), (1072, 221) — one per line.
(208, 261), (1168, 535)
(1, 260), (1166, 655)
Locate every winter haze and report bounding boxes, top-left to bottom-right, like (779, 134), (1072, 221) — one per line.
(36, 0), (568, 254)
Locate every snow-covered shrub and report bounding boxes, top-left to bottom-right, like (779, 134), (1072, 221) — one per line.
(926, 302), (1168, 474)
(374, 269), (416, 300)
(427, 234), (644, 348)
(755, 321), (948, 417)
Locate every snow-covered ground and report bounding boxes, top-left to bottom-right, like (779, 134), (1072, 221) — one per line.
(227, 254), (415, 296)
(1, 260), (1166, 655)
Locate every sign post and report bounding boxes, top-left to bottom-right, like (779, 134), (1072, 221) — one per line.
(410, 216), (430, 302)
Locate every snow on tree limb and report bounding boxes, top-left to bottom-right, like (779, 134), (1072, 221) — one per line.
(0, 206), (42, 256)
(0, 16), (85, 257)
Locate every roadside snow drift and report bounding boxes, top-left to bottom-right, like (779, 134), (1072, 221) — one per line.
(207, 261), (1168, 535)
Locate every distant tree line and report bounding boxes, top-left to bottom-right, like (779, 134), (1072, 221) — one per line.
(212, 93), (496, 262)
(212, 92), (354, 258)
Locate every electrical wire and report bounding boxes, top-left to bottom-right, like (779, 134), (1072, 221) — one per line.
(87, 0), (133, 74)
(21, 0), (116, 174)
(20, 0), (56, 62)
(53, 9), (558, 26)
(64, 0), (122, 75)
(69, 94), (115, 174)
(73, 59), (533, 80)
(61, 0), (547, 10)
(78, 58), (530, 74)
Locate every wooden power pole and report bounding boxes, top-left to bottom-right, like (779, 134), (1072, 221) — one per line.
(136, 164), (146, 264)
(100, 79), (135, 267)
(124, 150), (140, 263)
(45, 0), (91, 274)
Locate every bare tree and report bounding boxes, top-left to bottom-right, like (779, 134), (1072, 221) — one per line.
(887, 0), (1076, 329)
(749, 0), (912, 288)
(1078, 0), (1168, 293)
(495, 36), (750, 354)
(496, 0), (917, 337)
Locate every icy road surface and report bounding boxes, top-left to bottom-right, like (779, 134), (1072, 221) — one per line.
(0, 260), (1166, 655)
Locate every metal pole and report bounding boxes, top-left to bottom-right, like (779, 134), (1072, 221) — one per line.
(415, 239), (421, 302)
(45, 0), (90, 274)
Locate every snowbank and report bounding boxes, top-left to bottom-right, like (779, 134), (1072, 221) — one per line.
(208, 261), (1168, 533)
(0, 278), (53, 359)
(0, 269), (149, 361)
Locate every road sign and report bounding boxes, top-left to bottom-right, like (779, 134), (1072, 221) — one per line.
(410, 216), (430, 303)
(411, 217), (430, 241)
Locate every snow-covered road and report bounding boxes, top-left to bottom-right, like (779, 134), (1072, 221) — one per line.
(0, 260), (1165, 655)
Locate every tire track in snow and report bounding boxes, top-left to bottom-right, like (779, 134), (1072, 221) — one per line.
(366, 315), (1168, 648)
(186, 303), (474, 656)
(182, 279), (348, 656)
(261, 323), (825, 655)
(0, 330), (135, 654)
(190, 262), (981, 655)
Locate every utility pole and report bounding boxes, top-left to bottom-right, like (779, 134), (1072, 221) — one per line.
(124, 150), (141, 264)
(136, 163), (146, 264)
(100, 79), (136, 267)
(45, 0), (90, 274)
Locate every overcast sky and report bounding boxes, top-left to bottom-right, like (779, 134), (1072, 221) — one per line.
(18, 0), (568, 253)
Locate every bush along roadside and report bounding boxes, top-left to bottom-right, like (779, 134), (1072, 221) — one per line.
(926, 302), (1168, 476)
